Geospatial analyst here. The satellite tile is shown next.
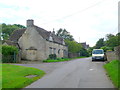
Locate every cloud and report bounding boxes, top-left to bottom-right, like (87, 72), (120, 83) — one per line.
(0, 0), (118, 46)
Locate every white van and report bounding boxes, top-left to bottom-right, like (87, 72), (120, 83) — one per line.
(92, 49), (104, 61)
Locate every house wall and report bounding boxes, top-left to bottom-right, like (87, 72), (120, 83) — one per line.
(45, 41), (68, 59)
(18, 26), (46, 61)
(18, 26), (68, 61)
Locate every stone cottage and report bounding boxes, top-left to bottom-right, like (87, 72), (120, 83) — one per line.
(6, 19), (68, 61)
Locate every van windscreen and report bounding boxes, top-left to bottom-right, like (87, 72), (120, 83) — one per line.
(92, 50), (104, 54)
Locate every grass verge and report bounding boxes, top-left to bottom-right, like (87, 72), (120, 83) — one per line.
(104, 60), (120, 89)
(2, 64), (45, 88)
(43, 56), (88, 63)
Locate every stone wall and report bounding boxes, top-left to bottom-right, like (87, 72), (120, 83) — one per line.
(68, 53), (80, 58)
(106, 46), (120, 62)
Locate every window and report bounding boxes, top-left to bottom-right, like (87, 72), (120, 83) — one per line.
(53, 48), (56, 54)
(58, 49), (60, 54)
(92, 50), (104, 54)
(49, 47), (52, 54)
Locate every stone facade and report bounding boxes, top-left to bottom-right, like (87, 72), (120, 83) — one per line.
(7, 19), (68, 61)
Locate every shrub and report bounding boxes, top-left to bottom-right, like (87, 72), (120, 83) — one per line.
(2, 45), (18, 63)
(80, 48), (89, 57)
(2, 45), (18, 55)
(100, 46), (113, 52)
(49, 54), (57, 60)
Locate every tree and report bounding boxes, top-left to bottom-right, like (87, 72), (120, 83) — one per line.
(79, 48), (89, 57)
(56, 28), (74, 41)
(95, 38), (104, 49)
(64, 39), (82, 53)
(105, 33), (119, 48)
(2, 23), (26, 40)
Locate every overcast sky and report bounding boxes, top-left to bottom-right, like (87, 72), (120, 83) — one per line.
(0, 0), (119, 46)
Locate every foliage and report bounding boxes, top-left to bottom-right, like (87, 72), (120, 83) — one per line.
(65, 39), (82, 53)
(79, 48), (89, 57)
(49, 54), (57, 60)
(104, 60), (120, 88)
(100, 46), (113, 52)
(2, 45), (18, 56)
(2, 23), (26, 40)
(56, 28), (74, 41)
(105, 33), (119, 48)
(95, 38), (104, 49)
(93, 33), (120, 51)
(87, 47), (94, 55)
(43, 56), (87, 62)
(2, 64), (45, 88)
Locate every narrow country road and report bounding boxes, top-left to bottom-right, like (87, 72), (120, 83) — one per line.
(16, 57), (114, 88)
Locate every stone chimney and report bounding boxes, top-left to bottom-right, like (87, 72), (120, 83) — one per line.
(52, 28), (55, 34)
(27, 19), (34, 27)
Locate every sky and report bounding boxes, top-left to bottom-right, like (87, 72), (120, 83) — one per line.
(0, 0), (119, 47)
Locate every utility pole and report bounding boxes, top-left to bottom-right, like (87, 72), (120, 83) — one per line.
(79, 37), (80, 43)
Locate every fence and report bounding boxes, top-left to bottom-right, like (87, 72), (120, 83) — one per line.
(2, 51), (21, 63)
(106, 46), (120, 62)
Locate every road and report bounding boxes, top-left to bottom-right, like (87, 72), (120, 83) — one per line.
(16, 57), (114, 88)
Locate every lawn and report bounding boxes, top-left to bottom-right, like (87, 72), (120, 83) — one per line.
(2, 64), (45, 88)
(43, 56), (87, 63)
(104, 60), (120, 89)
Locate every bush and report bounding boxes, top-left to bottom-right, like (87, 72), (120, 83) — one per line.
(2, 45), (18, 63)
(49, 54), (57, 60)
(100, 46), (113, 52)
(80, 48), (89, 57)
(2, 45), (18, 56)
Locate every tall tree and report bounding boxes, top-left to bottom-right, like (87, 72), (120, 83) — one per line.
(2, 23), (26, 40)
(56, 28), (74, 41)
(64, 39), (82, 53)
(105, 33), (119, 48)
(95, 38), (104, 49)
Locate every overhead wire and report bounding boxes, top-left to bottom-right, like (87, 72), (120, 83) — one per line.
(41, 0), (107, 25)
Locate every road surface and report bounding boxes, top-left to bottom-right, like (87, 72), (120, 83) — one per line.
(16, 57), (114, 88)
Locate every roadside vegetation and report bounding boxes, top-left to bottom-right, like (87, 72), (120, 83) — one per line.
(2, 64), (45, 88)
(104, 60), (120, 89)
(43, 56), (87, 63)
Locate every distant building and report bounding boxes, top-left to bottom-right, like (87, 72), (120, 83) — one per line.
(80, 42), (89, 49)
(4, 19), (68, 61)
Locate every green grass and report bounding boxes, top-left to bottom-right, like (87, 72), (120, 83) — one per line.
(0, 64), (2, 90)
(43, 56), (88, 63)
(2, 64), (45, 88)
(104, 60), (120, 89)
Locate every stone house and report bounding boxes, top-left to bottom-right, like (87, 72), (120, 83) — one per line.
(5, 19), (68, 61)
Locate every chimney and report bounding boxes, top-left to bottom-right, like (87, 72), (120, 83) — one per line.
(52, 28), (55, 34)
(27, 19), (34, 27)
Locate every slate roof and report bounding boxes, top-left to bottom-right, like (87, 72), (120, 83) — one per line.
(9, 29), (26, 42)
(9, 25), (64, 45)
(4, 40), (17, 46)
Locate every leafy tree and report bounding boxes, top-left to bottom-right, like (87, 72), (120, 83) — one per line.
(56, 28), (74, 41)
(100, 46), (113, 52)
(79, 48), (89, 57)
(95, 38), (104, 49)
(87, 47), (94, 55)
(105, 33), (119, 48)
(105, 34), (115, 40)
(64, 39), (82, 53)
(2, 23), (26, 40)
